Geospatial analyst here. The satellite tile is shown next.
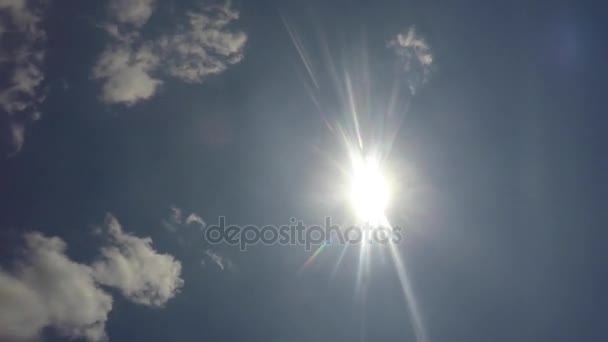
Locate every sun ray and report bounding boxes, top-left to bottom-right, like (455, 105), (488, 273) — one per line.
(330, 242), (351, 280)
(388, 239), (428, 342)
(283, 17), (430, 342)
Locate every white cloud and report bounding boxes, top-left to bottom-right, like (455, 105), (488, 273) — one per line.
(389, 27), (433, 94)
(163, 206), (206, 234)
(5, 122), (25, 155)
(92, 214), (184, 307)
(0, 233), (112, 341)
(159, 4), (247, 83)
(108, 0), (155, 28)
(94, 0), (247, 105)
(203, 249), (232, 271)
(0, 0), (47, 155)
(0, 0), (42, 31)
(0, 215), (183, 341)
(186, 213), (205, 228)
(93, 43), (162, 105)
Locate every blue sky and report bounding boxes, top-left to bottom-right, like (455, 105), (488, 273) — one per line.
(0, 0), (606, 341)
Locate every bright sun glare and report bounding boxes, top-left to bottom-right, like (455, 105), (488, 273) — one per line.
(349, 154), (391, 226)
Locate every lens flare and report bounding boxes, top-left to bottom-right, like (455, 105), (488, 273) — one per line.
(281, 14), (431, 342)
(349, 154), (390, 227)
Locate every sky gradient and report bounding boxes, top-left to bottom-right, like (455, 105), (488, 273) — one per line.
(0, 0), (606, 341)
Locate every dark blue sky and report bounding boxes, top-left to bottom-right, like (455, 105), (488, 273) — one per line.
(1, 0), (606, 341)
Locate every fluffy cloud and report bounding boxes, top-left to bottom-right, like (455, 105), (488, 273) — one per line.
(389, 27), (433, 94)
(108, 0), (156, 28)
(93, 43), (162, 105)
(92, 214), (184, 307)
(0, 233), (112, 341)
(94, 0), (247, 105)
(0, 215), (183, 341)
(0, 0), (47, 155)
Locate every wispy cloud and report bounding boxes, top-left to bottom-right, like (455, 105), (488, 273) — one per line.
(94, 0), (247, 105)
(186, 212), (205, 228)
(0, 0), (47, 155)
(170, 205), (183, 224)
(163, 205), (206, 233)
(0, 214), (183, 341)
(203, 249), (233, 271)
(159, 3), (247, 83)
(162, 207), (230, 271)
(388, 27), (433, 94)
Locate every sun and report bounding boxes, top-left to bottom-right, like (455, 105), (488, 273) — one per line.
(349, 153), (391, 226)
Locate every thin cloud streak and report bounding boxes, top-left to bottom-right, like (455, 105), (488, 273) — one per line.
(389, 26), (433, 94)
